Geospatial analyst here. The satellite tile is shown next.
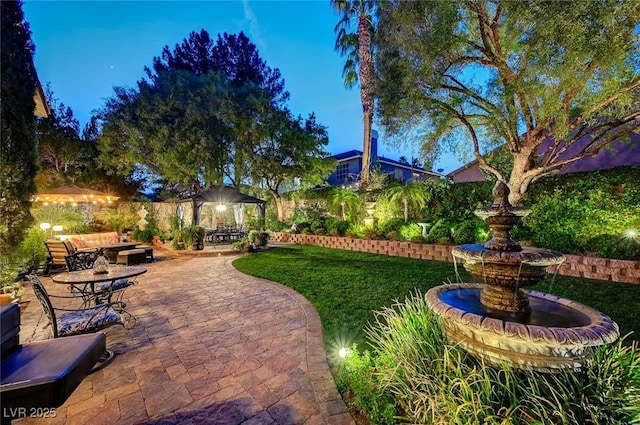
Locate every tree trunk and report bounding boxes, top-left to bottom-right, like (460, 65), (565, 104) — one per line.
(358, 13), (374, 190)
(271, 190), (285, 222)
(361, 111), (372, 189)
(507, 141), (540, 206)
(403, 198), (409, 222)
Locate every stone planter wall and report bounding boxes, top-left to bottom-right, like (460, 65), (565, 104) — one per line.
(269, 232), (640, 285)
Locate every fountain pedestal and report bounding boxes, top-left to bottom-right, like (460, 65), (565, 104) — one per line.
(426, 181), (619, 372)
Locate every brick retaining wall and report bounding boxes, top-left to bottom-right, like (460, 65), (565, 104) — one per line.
(270, 232), (640, 285)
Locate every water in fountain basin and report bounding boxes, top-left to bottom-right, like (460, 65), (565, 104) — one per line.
(441, 287), (592, 327)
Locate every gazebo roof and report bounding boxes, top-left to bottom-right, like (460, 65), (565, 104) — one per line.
(185, 185), (265, 205)
(33, 184), (119, 204)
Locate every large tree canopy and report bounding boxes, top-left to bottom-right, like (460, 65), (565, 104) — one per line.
(98, 69), (233, 193)
(376, 0), (639, 205)
(98, 30), (329, 201)
(1, 0), (38, 254)
(36, 84), (84, 185)
(250, 110), (333, 221)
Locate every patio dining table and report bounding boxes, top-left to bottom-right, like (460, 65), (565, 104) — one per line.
(52, 265), (147, 306)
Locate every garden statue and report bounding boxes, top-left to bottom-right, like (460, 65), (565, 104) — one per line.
(137, 206), (148, 230)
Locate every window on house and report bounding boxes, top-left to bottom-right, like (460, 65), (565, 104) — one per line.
(336, 162), (349, 182)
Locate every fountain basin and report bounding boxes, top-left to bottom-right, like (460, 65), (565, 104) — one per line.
(453, 244), (566, 286)
(426, 283), (620, 372)
(453, 244), (567, 313)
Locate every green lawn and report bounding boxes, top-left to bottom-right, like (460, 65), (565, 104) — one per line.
(233, 245), (640, 352)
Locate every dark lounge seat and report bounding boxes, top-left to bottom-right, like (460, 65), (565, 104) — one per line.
(0, 303), (105, 424)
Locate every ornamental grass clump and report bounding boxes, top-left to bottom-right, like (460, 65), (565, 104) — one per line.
(348, 290), (640, 425)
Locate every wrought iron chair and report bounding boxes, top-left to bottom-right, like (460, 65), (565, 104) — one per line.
(27, 275), (126, 369)
(64, 251), (136, 306)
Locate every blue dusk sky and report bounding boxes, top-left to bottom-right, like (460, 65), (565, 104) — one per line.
(23, 0), (463, 174)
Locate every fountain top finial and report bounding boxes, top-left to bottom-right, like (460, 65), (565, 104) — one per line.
(491, 181), (511, 211)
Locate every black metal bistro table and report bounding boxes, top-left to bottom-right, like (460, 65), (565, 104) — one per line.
(52, 265), (147, 306)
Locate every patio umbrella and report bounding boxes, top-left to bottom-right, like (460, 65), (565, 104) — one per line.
(32, 184), (119, 205)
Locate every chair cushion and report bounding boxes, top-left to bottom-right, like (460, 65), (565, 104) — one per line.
(95, 279), (133, 293)
(57, 307), (122, 337)
(71, 238), (88, 249)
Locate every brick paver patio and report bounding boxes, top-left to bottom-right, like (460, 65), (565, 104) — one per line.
(14, 250), (354, 425)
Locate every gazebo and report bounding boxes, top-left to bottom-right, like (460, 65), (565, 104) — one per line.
(32, 184), (119, 205)
(179, 185), (265, 230)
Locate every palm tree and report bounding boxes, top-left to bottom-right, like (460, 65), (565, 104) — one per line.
(385, 181), (430, 222)
(330, 186), (361, 221)
(332, 0), (377, 189)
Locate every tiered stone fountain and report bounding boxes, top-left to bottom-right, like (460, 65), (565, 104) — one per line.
(426, 181), (619, 372)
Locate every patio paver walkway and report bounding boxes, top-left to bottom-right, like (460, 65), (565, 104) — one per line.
(15, 251), (355, 425)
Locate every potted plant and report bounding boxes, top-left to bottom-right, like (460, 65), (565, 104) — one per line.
(181, 224), (203, 251)
(256, 231), (270, 247)
(0, 257), (26, 305)
(248, 230), (270, 248)
(169, 214), (185, 250)
(194, 226), (205, 250)
(232, 238), (253, 253)
(248, 230), (259, 248)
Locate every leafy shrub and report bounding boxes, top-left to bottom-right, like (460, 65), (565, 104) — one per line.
(519, 191), (584, 253)
(132, 228), (154, 243)
(409, 235), (425, 244)
(248, 230), (259, 246)
(266, 220), (289, 232)
(292, 201), (327, 225)
(18, 227), (47, 272)
(425, 219), (452, 244)
(336, 347), (397, 425)
(587, 234), (640, 260)
(364, 229), (378, 240)
(256, 231), (269, 246)
(345, 230), (357, 238)
(399, 223), (422, 241)
(296, 222), (311, 234)
(452, 220), (487, 245)
(386, 231), (402, 241)
(324, 217), (337, 233)
(353, 291), (640, 425)
(311, 220), (326, 234)
(430, 181), (493, 222)
(328, 220), (350, 236)
(379, 217), (406, 235)
(347, 224), (367, 239)
(314, 228), (326, 236)
(171, 237), (184, 250)
(232, 238), (250, 251)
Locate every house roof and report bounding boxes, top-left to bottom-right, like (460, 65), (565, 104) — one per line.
(31, 56), (50, 118)
(447, 132), (640, 181)
(332, 149), (444, 178)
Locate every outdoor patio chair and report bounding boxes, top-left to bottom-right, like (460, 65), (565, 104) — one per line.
(43, 240), (74, 275)
(27, 274), (126, 369)
(64, 251), (136, 305)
